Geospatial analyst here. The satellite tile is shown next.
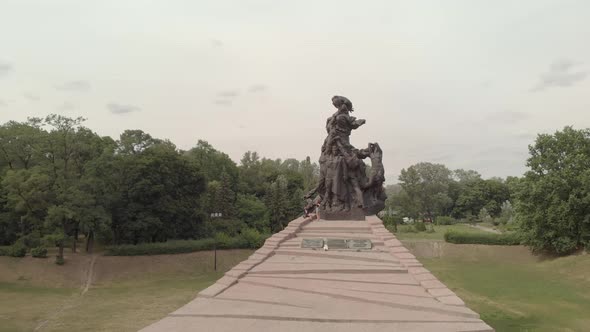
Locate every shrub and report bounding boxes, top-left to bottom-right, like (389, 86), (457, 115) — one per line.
(0, 246), (9, 256)
(104, 238), (217, 256)
(104, 231), (269, 256)
(55, 256), (65, 265)
(436, 216), (457, 225)
(31, 247), (48, 258)
(9, 244), (27, 257)
(396, 225), (417, 233)
(206, 218), (248, 237)
(414, 222), (427, 232)
(16, 231), (41, 249)
(444, 231), (521, 245)
(240, 228), (265, 248)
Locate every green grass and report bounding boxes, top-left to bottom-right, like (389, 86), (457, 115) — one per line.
(422, 248), (590, 331)
(393, 224), (491, 241)
(0, 249), (254, 332)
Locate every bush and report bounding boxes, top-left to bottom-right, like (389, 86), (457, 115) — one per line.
(444, 231), (521, 245)
(414, 222), (427, 232)
(206, 218), (248, 237)
(240, 228), (265, 248)
(31, 247), (48, 258)
(16, 231), (41, 249)
(436, 216), (457, 225)
(8, 244), (27, 257)
(55, 256), (65, 265)
(396, 225), (417, 233)
(0, 246), (9, 256)
(104, 231), (269, 256)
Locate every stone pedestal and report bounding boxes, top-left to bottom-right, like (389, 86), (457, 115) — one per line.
(318, 207), (365, 220)
(141, 215), (494, 332)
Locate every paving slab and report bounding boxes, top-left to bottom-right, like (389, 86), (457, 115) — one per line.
(140, 216), (493, 331)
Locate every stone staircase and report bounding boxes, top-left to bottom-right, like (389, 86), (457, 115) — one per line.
(141, 215), (494, 332)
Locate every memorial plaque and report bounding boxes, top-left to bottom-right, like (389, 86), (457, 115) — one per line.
(301, 238), (324, 249)
(347, 239), (372, 250)
(326, 238), (348, 249)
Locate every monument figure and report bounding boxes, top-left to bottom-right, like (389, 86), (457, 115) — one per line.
(306, 96), (387, 220)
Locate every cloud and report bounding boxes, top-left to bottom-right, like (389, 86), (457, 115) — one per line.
(214, 89), (240, 106)
(0, 62), (12, 77)
(486, 111), (530, 124)
(56, 101), (76, 111)
(214, 99), (233, 106)
(56, 80), (91, 92)
(512, 132), (536, 141)
(428, 154), (454, 162)
(217, 90), (239, 98)
(532, 59), (588, 91)
(210, 39), (224, 47)
(107, 102), (141, 114)
(248, 84), (267, 93)
(23, 92), (40, 101)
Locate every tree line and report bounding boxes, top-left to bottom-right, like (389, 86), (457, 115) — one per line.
(386, 126), (590, 255)
(2, 115), (588, 257)
(0, 115), (318, 261)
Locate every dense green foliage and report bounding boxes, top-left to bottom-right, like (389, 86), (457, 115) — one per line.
(8, 243), (27, 257)
(388, 127), (590, 255)
(435, 216), (458, 225)
(444, 230), (522, 245)
(104, 230), (267, 256)
(515, 127), (590, 254)
(389, 163), (512, 221)
(30, 246), (48, 258)
(0, 115), (318, 262)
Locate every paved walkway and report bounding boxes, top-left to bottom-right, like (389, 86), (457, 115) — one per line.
(141, 216), (493, 332)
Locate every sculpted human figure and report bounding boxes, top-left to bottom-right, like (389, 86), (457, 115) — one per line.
(309, 95), (387, 219)
(341, 148), (365, 208)
(323, 96), (366, 153)
(323, 144), (347, 211)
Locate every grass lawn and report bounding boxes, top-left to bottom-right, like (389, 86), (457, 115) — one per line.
(393, 223), (491, 241)
(422, 246), (590, 332)
(0, 249), (253, 332)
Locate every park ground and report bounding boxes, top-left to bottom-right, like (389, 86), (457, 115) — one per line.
(0, 250), (253, 332)
(1, 228), (589, 332)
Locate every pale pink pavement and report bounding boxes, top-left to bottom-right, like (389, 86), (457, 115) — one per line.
(140, 216), (493, 332)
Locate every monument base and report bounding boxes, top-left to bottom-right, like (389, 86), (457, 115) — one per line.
(318, 207), (365, 220)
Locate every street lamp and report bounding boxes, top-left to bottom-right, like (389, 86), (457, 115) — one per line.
(210, 212), (223, 270)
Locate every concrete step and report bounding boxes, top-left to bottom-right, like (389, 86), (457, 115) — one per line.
(301, 226), (372, 232)
(294, 232), (381, 239)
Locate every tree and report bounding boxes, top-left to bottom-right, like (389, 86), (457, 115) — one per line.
(266, 175), (289, 232)
(452, 178), (510, 218)
(215, 171), (236, 218)
(236, 194), (269, 232)
(116, 129), (160, 155)
(398, 162), (453, 219)
(0, 118), (44, 171)
(106, 142), (207, 244)
(2, 168), (52, 238)
(186, 140), (238, 186)
(515, 127), (590, 254)
(299, 156), (319, 192)
(498, 200), (514, 225)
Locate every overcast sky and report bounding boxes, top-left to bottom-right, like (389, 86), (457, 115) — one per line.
(1, 0), (589, 182)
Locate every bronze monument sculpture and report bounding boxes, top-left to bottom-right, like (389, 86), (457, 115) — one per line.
(305, 96), (387, 220)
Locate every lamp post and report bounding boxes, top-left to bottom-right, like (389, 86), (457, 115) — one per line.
(210, 212), (223, 271)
